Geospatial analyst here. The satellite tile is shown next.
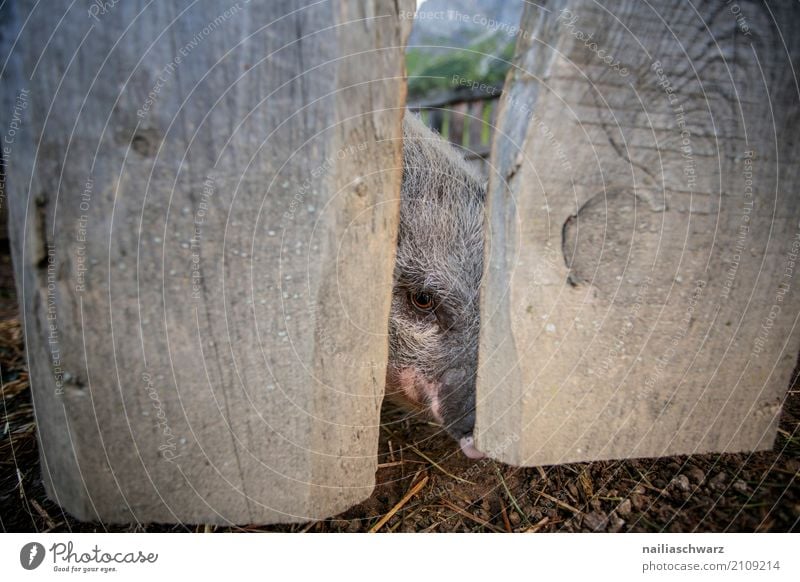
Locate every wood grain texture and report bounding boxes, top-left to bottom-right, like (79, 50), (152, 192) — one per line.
(2, 0), (411, 524)
(477, 0), (800, 465)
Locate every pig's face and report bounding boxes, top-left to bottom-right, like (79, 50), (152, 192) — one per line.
(386, 114), (485, 459)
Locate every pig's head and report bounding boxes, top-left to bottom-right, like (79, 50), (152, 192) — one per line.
(386, 114), (486, 459)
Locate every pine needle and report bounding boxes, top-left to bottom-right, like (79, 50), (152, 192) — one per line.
(369, 474), (429, 532)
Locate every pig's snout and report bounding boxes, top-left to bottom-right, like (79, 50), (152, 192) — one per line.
(439, 367), (484, 459)
(385, 364), (485, 459)
(459, 435), (484, 459)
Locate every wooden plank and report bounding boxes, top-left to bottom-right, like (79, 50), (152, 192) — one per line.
(448, 102), (467, 148)
(2, 0), (412, 524)
(467, 100), (485, 152)
(477, 0), (800, 465)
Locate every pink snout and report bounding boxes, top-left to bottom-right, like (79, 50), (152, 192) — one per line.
(459, 435), (485, 459)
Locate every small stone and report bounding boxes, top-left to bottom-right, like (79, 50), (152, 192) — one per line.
(732, 479), (749, 494)
(608, 513), (625, 533)
(631, 494), (647, 511)
(709, 472), (728, 490)
(616, 498), (632, 517)
(686, 466), (706, 485)
(509, 512), (521, 525)
(582, 511), (608, 531)
(670, 474), (691, 492)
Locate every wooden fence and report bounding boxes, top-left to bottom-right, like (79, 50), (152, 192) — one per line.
(409, 89), (501, 175)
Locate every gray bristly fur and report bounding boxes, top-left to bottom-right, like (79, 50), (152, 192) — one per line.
(386, 112), (486, 444)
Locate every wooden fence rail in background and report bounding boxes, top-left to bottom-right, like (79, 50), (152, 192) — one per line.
(410, 90), (501, 174)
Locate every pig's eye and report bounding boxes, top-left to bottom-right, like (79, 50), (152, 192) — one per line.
(409, 291), (435, 312)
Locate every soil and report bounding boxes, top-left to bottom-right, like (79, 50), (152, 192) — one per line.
(0, 241), (797, 533)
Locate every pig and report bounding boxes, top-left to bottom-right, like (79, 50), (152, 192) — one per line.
(386, 113), (486, 459)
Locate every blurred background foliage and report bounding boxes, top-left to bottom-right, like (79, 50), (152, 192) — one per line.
(406, 0), (521, 101)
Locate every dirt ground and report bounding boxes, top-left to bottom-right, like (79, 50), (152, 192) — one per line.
(0, 245), (797, 533)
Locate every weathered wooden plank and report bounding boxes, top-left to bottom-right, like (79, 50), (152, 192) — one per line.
(467, 100), (484, 150)
(2, 0), (411, 523)
(449, 101), (467, 147)
(477, 0), (800, 465)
